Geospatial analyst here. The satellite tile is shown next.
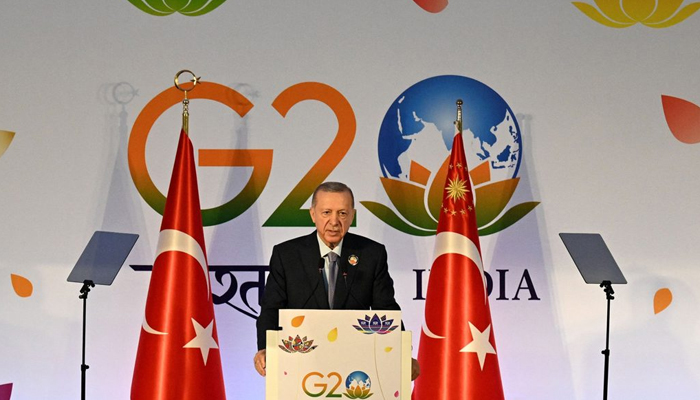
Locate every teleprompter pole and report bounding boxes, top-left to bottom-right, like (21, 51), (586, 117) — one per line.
(600, 280), (614, 400)
(79, 280), (95, 400)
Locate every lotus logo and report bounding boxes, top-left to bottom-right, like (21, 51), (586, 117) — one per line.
(352, 314), (398, 335)
(361, 75), (539, 237)
(128, 0), (227, 16)
(279, 335), (317, 354)
(344, 371), (373, 399)
(573, 0), (700, 28)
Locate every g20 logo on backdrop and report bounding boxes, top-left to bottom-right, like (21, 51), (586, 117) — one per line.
(128, 81), (355, 227)
(302, 371), (373, 399)
(360, 75), (539, 236)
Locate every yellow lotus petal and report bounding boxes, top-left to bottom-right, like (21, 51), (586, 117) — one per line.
(0, 130), (15, 159)
(653, 288), (672, 314)
(291, 315), (305, 328)
(622, 0), (656, 21)
(380, 177), (437, 230)
(645, 3), (700, 27)
(328, 327), (338, 342)
(384, 346), (393, 352)
(594, 0), (636, 22)
(643, 0), (683, 23)
(11, 274), (33, 297)
(573, 2), (636, 27)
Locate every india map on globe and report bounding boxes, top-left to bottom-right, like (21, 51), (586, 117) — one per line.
(378, 75), (522, 183)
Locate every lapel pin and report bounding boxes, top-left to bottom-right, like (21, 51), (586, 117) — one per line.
(348, 255), (359, 266)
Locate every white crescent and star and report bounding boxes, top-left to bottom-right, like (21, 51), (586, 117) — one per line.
(422, 231), (488, 340)
(142, 229), (210, 336)
(183, 318), (219, 365)
(460, 322), (497, 370)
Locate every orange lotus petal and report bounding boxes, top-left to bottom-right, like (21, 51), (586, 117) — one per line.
(427, 156), (450, 220)
(381, 177), (437, 230)
(661, 95), (700, 144)
(474, 178), (519, 227)
(622, 0), (656, 21)
(291, 315), (305, 328)
(654, 288), (673, 314)
(328, 327), (338, 342)
(409, 160), (430, 186)
(469, 161), (491, 186)
(11, 274), (33, 297)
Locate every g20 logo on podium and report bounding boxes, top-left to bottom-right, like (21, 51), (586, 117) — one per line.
(302, 371), (373, 399)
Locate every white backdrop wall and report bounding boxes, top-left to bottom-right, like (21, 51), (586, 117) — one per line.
(1, 1), (699, 399)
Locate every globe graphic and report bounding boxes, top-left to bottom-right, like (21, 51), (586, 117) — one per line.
(378, 75), (522, 184)
(345, 371), (371, 390)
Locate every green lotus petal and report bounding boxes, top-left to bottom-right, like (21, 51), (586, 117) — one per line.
(128, 0), (175, 15)
(644, 3), (700, 27)
(360, 201), (435, 236)
(380, 178), (438, 230)
(478, 201), (539, 236)
(475, 178), (519, 228)
(427, 156), (450, 221)
(572, 2), (636, 27)
(164, 0), (189, 9)
(181, 0), (227, 16)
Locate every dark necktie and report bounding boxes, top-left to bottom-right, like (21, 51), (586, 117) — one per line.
(327, 252), (338, 309)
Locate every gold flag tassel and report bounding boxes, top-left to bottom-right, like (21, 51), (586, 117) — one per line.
(174, 70), (201, 135)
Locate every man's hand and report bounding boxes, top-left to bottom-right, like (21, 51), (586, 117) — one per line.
(254, 349), (267, 377)
(411, 357), (420, 381)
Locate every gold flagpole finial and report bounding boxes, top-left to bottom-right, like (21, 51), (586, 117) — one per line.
(174, 70), (201, 135)
(455, 99), (463, 134)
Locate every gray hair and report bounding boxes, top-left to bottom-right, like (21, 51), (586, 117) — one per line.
(311, 182), (355, 208)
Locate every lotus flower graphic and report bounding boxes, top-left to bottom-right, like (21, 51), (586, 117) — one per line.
(352, 314), (398, 335)
(128, 0), (227, 16)
(279, 335), (317, 354)
(573, 0), (700, 28)
(361, 75), (539, 236)
(344, 371), (373, 399)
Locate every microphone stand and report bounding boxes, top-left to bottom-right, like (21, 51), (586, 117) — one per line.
(79, 280), (95, 400)
(600, 280), (614, 400)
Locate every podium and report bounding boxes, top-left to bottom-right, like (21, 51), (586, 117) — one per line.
(266, 310), (412, 400)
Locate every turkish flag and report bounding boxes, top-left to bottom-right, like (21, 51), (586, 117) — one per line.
(412, 132), (505, 399)
(131, 130), (226, 400)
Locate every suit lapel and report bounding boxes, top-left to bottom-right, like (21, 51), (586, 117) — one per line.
(301, 232), (330, 309)
(335, 234), (358, 309)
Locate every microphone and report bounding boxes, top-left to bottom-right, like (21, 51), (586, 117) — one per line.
(341, 262), (368, 310)
(300, 258), (326, 309)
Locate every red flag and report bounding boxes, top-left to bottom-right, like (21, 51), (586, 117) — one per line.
(412, 132), (505, 399)
(131, 130), (226, 400)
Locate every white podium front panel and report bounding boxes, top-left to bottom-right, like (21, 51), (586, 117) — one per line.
(266, 310), (411, 400)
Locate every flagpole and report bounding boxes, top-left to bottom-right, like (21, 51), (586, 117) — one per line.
(174, 69), (201, 135)
(455, 99), (463, 134)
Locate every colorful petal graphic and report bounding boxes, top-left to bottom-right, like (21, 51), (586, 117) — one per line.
(0, 130), (15, 159)
(654, 288), (673, 314)
(661, 95), (700, 144)
(128, 0), (227, 16)
(0, 383), (13, 400)
(328, 327), (338, 342)
(11, 274), (33, 298)
(413, 0), (448, 13)
(573, 0), (700, 28)
(291, 315), (305, 328)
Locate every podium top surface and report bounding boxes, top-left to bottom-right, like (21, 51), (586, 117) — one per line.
(67, 231), (139, 286)
(559, 233), (627, 285)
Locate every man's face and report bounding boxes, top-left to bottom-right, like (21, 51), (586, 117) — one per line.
(310, 190), (355, 249)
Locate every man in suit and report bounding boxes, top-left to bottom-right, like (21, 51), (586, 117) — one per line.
(254, 182), (418, 379)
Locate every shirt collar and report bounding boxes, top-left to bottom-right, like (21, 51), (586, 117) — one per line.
(316, 232), (343, 258)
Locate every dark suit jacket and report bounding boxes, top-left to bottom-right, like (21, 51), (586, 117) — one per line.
(256, 231), (401, 350)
